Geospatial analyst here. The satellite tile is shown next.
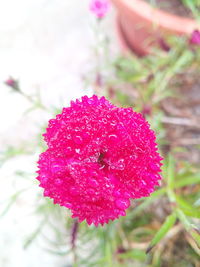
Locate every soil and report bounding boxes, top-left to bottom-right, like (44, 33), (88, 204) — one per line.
(161, 72), (200, 164)
(145, 0), (194, 18)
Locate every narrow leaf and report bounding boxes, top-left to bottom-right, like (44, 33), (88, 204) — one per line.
(175, 175), (200, 188)
(146, 212), (177, 253)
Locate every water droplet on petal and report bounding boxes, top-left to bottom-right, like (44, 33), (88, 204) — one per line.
(55, 178), (63, 185)
(141, 180), (147, 186)
(115, 199), (130, 210)
(65, 202), (72, 209)
(110, 165), (116, 170)
(44, 189), (50, 197)
(51, 164), (61, 174)
(113, 189), (121, 197)
(66, 134), (71, 140)
(108, 134), (118, 143)
(124, 192), (131, 198)
(117, 159), (125, 170)
(66, 146), (72, 154)
(70, 186), (79, 196)
(75, 148), (80, 154)
(150, 163), (160, 171)
(88, 178), (99, 187)
(87, 188), (95, 195)
(73, 135), (83, 144)
(119, 210), (126, 216)
(87, 98), (93, 104)
(102, 118), (107, 124)
(40, 174), (48, 183)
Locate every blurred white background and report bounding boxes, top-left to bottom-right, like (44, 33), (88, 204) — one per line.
(0, 0), (111, 266)
(0, 0), (93, 142)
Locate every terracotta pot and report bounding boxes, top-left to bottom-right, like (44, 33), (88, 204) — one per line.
(111, 0), (200, 55)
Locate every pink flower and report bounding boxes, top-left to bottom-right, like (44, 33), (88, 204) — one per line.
(37, 95), (162, 226)
(190, 30), (200, 45)
(4, 77), (19, 91)
(89, 0), (110, 19)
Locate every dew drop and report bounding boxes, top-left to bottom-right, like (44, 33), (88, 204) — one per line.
(70, 186), (79, 196)
(105, 183), (110, 188)
(87, 188), (95, 195)
(141, 180), (147, 186)
(44, 189), (50, 197)
(108, 134), (118, 143)
(65, 202), (72, 209)
(113, 189), (121, 197)
(74, 127), (80, 132)
(66, 146), (72, 154)
(87, 98), (93, 104)
(117, 159), (125, 170)
(88, 178), (99, 187)
(150, 163), (160, 171)
(119, 210), (126, 216)
(75, 148), (80, 154)
(54, 178), (63, 185)
(40, 174), (48, 183)
(124, 192), (131, 198)
(115, 198), (130, 210)
(66, 134), (71, 140)
(73, 135), (83, 144)
(51, 164), (61, 174)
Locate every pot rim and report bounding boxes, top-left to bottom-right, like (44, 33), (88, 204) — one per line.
(111, 0), (200, 34)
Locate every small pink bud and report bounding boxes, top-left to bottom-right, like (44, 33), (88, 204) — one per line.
(190, 30), (200, 45)
(89, 0), (110, 19)
(4, 77), (19, 91)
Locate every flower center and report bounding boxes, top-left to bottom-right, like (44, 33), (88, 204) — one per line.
(97, 152), (107, 169)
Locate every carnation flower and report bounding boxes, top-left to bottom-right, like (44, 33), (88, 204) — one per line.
(190, 30), (200, 45)
(89, 0), (110, 19)
(37, 95), (162, 226)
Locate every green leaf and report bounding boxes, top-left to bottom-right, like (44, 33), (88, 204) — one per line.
(176, 209), (193, 231)
(146, 212), (177, 253)
(191, 231), (200, 248)
(163, 155), (176, 203)
(177, 209), (200, 249)
(166, 154), (175, 189)
(175, 174), (200, 188)
(181, 0), (200, 19)
(176, 196), (200, 219)
(182, 208), (200, 219)
(119, 249), (146, 261)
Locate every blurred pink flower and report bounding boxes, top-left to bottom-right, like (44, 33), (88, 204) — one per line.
(4, 77), (19, 91)
(5, 78), (15, 87)
(190, 30), (200, 45)
(89, 0), (110, 19)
